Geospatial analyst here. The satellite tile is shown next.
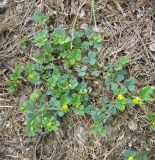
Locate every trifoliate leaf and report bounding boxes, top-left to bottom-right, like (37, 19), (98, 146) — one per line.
(139, 86), (154, 101)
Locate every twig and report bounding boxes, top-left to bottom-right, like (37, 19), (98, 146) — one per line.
(0, 105), (13, 108)
(34, 136), (42, 160)
(71, 0), (87, 30)
(2, 62), (15, 72)
(134, 29), (151, 60)
(91, 0), (96, 27)
(70, 0), (87, 49)
(0, 108), (14, 132)
(99, 141), (123, 160)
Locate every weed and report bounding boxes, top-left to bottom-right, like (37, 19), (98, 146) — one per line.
(123, 149), (148, 160)
(147, 112), (155, 131)
(7, 12), (155, 137)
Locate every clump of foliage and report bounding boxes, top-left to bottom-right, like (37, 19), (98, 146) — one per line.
(123, 149), (149, 160)
(7, 12), (155, 137)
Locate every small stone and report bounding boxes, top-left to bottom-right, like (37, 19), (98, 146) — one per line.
(128, 121), (138, 131)
(74, 126), (88, 144)
(128, 141), (133, 147)
(149, 43), (155, 52)
(79, 9), (85, 18)
(80, 23), (88, 30)
(150, 35), (155, 42)
(0, 0), (8, 8)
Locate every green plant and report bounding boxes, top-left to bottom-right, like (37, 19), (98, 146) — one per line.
(147, 112), (155, 131)
(7, 12), (155, 137)
(19, 36), (28, 49)
(123, 149), (148, 160)
(32, 11), (49, 26)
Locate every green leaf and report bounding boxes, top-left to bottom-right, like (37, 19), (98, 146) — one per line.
(120, 86), (127, 94)
(30, 91), (41, 102)
(52, 28), (69, 45)
(10, 72), (22, 81)
(81, 41), (90, 50)
(123, 149), (137, 160)
(7, 80), (18, 92)
(111, 83), (119, 95)
(91, 70), (100, 77)
(69, 30), (84, 38)
(19, 102), (27, 112)
(33, 29), (48, 47)
(85, 28), (95, 37)
(73, 105), (85, 115)
(117, 56), (129, 66)
(15, 64), (24, 72)
(88, 51), (97, 65)
(71, 94), (81, 107)
(27, 71), (41, 85)
(114, 56), (129, 71)
(90, 108), (102, 122)
(139, 86), (154, 101)
(60, 94), (71, 105)
(43, 42), (54, 53)
(75, 66), (87, 77)
(68, 49), (81, 61)
(25, 101), (35, 111)
(116, 73), (124, 82)
(69, 77), (78, 89)
(82, 51), (96, 65)
(108, 105), (117, 115)
(136, 153), (148, 160)
(90, 123), (106, 137)
(147, 112), (155, 131)
(116, 70), (126, 82)
(124, 77), (136, 92)
(49, 97), (60, 107)
(32, 11), (49, 25)
(19, 36), (28, 49)
(116, 103), (126, 111)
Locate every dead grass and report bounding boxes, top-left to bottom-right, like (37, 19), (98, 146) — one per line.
(0, 0), (155, 159)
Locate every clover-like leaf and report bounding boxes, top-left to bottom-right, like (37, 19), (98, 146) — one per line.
(27, 71), (41, 85)
(32, 11), (49, 25)
(124, 77), (136, 92)
(75, 66), (87, 77)
(19, 36), (28, 49)
(33, 29), (48, 47)
(91, 70), (100, 77)
(139, 86), (154, 101)
(82, 51), (97, 65)
(147, 112), (155, 131)
(90, 123), (106, 137)
(123, 149), (137, 160)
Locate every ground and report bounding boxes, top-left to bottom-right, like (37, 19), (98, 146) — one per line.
(0, 0), (155, 160)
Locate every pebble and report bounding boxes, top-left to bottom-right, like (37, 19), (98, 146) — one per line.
(128, 120), (138, 131)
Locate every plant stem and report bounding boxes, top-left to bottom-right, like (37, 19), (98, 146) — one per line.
(91, 0), (96, 27)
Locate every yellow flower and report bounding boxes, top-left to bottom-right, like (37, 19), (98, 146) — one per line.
(62, 104), (69, 111)
(117, 93), (124, 101)
(28, 74), (34, 80)
(47, 121), (52, 128)
(128, 157), (134, 160)
(133, 97), (140, 105)
(152, 121), (155, 126)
